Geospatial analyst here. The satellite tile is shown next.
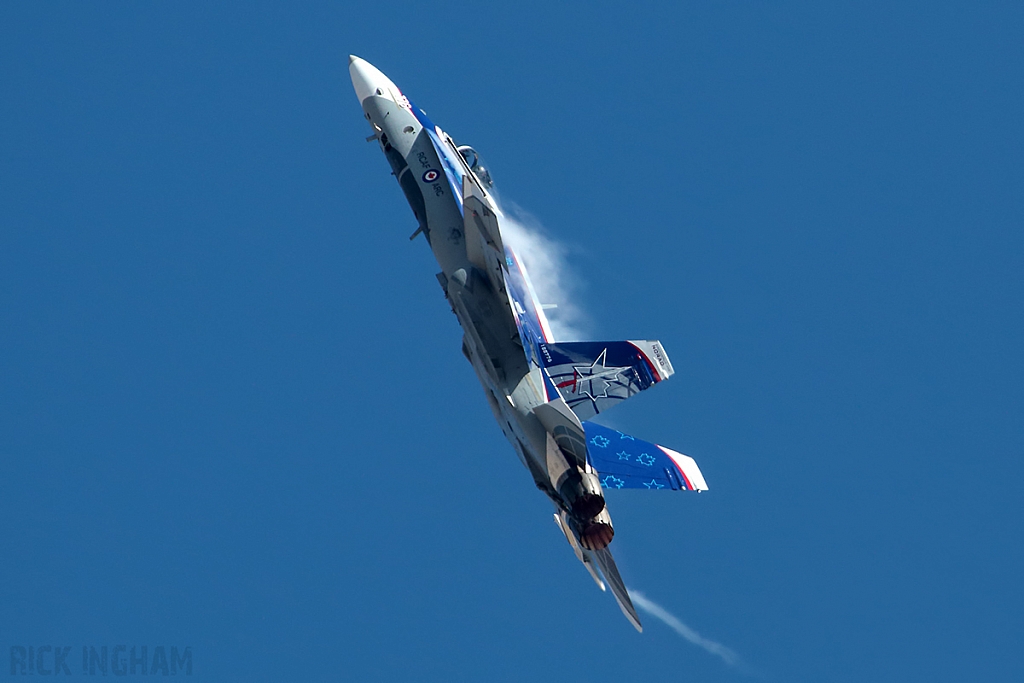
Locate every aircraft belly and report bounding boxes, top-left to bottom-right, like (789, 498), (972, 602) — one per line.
(365, 96), (548, 485)
(450, 284), (558, 487)
(365, 86), (603, 533)
(362, 95), (471, 278)
(418, 166), (471, 276)
(367, 97), (548, 484)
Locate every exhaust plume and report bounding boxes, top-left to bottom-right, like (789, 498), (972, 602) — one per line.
(495, 200), (589, 342)
(628, 589), (751, 672)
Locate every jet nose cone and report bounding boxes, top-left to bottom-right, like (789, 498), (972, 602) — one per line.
(348, 55), (402, 104)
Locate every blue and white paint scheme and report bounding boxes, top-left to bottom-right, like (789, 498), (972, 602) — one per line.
(350, 55), (709, 632)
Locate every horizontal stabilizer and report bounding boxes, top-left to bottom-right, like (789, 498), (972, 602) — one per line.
(583, 421), (708, 492)
(539, 341), (674, 420)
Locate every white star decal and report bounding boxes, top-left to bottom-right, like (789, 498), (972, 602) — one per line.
(571, 349), (630, 401)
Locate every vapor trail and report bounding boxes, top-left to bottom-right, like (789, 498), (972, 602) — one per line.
(628, 589), (748, 671)
(495, 199), (589, 342)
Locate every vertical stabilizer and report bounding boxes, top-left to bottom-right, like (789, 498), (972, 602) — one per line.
(538, 340), (673, 420)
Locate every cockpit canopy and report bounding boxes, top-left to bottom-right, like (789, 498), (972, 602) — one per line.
(457, 145), (493, 189)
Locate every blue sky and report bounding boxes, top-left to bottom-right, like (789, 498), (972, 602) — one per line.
(2, 2), (1022, 681)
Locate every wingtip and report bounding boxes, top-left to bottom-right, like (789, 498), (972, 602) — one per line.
(626, 610), (643, 632)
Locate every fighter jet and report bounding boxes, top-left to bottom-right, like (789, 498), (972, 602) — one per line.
(349, 56), (708, 631)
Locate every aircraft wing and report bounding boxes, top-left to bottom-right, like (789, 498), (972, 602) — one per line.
(590, 546), (642, 632)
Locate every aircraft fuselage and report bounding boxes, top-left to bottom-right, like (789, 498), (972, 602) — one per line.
(351, 57), (614, 549)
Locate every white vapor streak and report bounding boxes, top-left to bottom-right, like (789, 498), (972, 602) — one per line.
(628, 589), (745, 670)
(496, 201), (588, 342)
